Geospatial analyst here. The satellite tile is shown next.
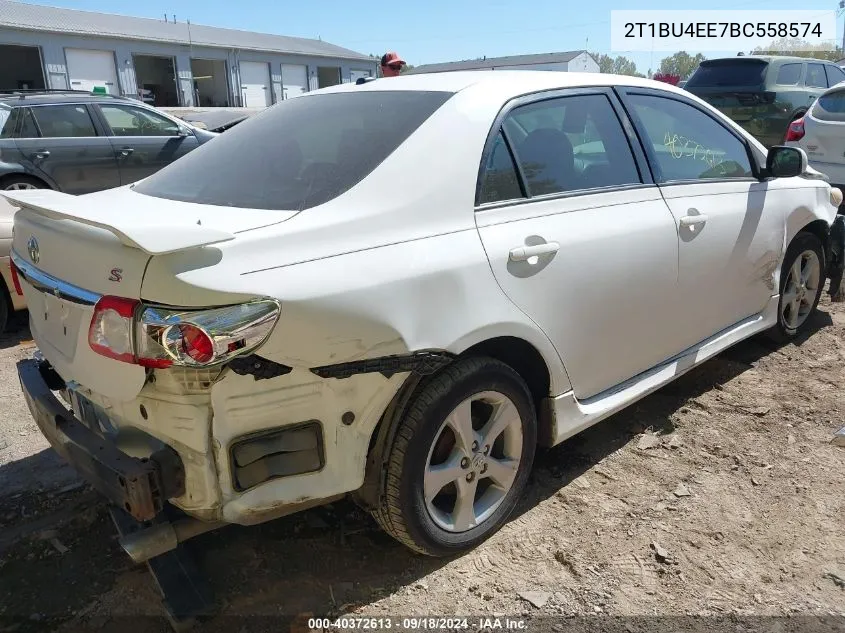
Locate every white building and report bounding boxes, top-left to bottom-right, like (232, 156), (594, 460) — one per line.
(409, 51), (599, 75)
(0, 0), (378, 108)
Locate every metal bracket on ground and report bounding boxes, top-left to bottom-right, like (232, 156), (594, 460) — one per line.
(109, 506), (217, 631)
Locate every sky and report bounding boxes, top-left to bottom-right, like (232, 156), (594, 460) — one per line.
(19, 0), (845, 75)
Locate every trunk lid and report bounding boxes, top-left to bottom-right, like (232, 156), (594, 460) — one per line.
(3, 186), (292, 402)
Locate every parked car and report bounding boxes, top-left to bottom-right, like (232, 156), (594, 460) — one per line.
(3, 71), (840, 563)
(785, 80), (845, 190)
(0, 90), (218, 330)
(684, 55), (845, 147)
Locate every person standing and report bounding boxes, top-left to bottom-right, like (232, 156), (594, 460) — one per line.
(380, 52), (407, 77)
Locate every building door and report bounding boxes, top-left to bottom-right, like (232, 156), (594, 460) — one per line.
(239, 61), (272, 107)
(65, 48), (119, 94)
(281, 64), (308, 99)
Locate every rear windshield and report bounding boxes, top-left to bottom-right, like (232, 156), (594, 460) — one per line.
(686, 60), (768, 88)
(134, 90), (453, 211)
(814, 88), (845, 121)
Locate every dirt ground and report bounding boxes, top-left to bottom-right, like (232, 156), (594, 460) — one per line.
(1, 293), (844, 633)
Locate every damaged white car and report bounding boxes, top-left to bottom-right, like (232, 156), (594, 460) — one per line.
(4, 71), (841, 562)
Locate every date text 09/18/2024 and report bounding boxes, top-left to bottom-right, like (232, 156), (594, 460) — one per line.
(307, 617), (528, 631)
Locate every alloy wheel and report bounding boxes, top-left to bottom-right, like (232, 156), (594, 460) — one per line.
(781, 249), (821, 330)
(423, 391), (524, 533)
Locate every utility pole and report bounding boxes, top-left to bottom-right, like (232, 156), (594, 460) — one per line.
(841, 1), (845, 55)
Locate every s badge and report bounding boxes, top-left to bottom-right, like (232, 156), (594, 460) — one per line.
(108, 268), (123, 282)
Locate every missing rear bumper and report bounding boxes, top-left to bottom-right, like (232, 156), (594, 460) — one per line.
(17, 358), (185, 522)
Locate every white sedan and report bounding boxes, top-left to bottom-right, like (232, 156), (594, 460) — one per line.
(786, 80), (845, 188)
(2, 71), (840, 562)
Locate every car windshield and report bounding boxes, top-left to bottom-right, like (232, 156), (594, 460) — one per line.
(134, 90), (454, 211)
(686, 60), (768, 88)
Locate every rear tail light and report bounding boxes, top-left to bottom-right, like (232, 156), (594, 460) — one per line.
(9, 259), (23, 296)
(88, 297), (280, 369)
(785, 117), (805, 142)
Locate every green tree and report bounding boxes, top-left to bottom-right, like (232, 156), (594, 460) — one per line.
(591, 52), (645, 77)
(751, 38), (842, 62)
(658, 52), (706, 80)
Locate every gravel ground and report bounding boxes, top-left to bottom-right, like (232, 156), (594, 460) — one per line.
(0, 296), (844, 633)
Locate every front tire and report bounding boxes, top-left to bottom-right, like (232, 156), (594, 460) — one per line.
(776, 231), (825, 338)
(373, 357), (537, 557)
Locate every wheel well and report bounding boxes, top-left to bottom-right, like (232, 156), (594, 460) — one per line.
(458, 336), (551, 409)
(355, 337), (555, 510)
(0, 173), (50, 189)
(798, 220), (831, 267)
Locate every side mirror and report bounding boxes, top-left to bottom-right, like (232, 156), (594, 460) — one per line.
(766, 145), (808, 178)
(176, 126), (190, 137)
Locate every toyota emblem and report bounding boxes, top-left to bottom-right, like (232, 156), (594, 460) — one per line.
(27, 236), (39, 264)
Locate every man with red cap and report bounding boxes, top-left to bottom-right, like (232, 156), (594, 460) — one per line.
(380, 52), (407, 77)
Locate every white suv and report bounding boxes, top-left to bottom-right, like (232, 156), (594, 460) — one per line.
(4, 71), (839, 561)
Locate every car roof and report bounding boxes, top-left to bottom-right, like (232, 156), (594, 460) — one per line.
(315, 69), (689, 98)
(702, 55), (834, 64)
(0, 91), (138, 106)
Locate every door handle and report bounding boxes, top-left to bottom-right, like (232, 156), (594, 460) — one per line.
(679, 214), (708, 228)
(509, 242), (560, 262)
(33, 150), (50, 159)
(117, 147), (134, 157)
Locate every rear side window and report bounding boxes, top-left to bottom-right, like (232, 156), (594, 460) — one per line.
(806, 64), (828, 88)
(478, 132), (523, 204)
(776, 63), (802, 85)
(813, 88), (845, 121)
(29, 105), (97, 138)
(0, 106), (16, 138)
(502, 94), (641, 197)
(627, 94), (753, 182)
(825, 64), (845, 87)
(685, 60), (768, 88)
(134, 91), (453, 211)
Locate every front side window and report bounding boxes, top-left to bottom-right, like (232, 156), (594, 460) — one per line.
(499, 94), (641, 197)
(806, 63), (828, 88)
(134, 91), (453, 211)
(99, 105), (181, 136)
(0, 106), (15, 138)
(29, 105), (97, 138)
(18, 108), (38, 138)
(776, 63), (801, 86)
(627, 94), (754, 182)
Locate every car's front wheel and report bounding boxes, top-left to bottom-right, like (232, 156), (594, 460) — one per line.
(373, 357), (537, 557)
(776, 231), (825, 338)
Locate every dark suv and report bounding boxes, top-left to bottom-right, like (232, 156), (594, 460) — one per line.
(0, 90), (217, 193)
(684, 56), (845, 147)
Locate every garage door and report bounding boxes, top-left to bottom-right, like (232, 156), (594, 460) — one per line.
(350, 69), (372, 84)
(65, 48), (119, 94)
(281, 64), (308, 99)
(240, 61), (272, 107)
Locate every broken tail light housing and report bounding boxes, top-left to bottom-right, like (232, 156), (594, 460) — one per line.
(785, 117), (805, 142)
(88, 297), (280, 369)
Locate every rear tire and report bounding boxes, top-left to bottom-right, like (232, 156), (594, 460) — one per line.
(1, 175), (46, 191)
(373, 357), (537, 557)
(775, 231), (825, 339)
(0, 289), (8, 334)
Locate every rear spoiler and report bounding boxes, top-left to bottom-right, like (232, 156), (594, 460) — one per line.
(0, 189), (235, 255)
